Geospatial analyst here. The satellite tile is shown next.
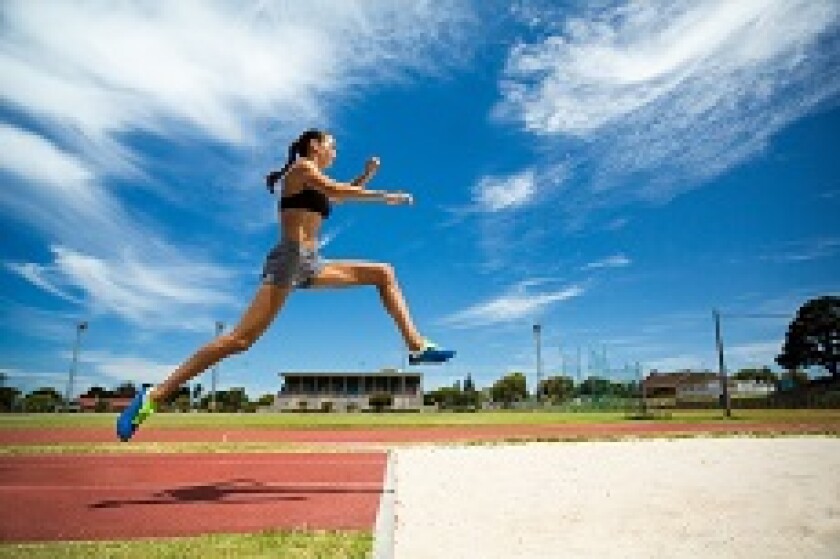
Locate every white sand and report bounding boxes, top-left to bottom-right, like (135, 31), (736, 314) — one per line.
(389, 437), (840, 559)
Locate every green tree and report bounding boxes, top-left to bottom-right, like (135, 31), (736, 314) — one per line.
(164, 386), (191, 408)
(173, 394), (191, 412)
(538, 375), (575, 403)
(461, 374), (480, 410)
(82, 386), (110, 398)
(778, 369), (809, 391)
(463, 374), (475, 392)
(256, 393), (276, 407)
(578, 376), (611, 397)
(777, 296), (839, 378)
(610, 381), (638, 398)
(112, 382), (137, 398)
(425, 386), (460, 409)
(24, 387), (64, 412)
(491, 372), (528, 407)
(0, 386), (21, 412)
(222, 387), (249, 412)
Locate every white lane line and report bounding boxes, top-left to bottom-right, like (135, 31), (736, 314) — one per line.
(373, 449), (396, 559)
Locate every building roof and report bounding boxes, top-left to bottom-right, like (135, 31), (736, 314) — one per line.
(76, 396), (134, 407)
(279, 370), (422, 378)
(643, 371), (718, 389)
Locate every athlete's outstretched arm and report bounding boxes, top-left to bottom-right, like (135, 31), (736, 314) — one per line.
(298, 159), (412, 205)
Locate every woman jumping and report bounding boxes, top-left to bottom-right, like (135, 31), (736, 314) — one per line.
(117, 129), (455, 441)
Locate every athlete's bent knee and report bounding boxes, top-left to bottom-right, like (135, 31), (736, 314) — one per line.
(219, 333), (254, 356)
(376, 264), (396, 287)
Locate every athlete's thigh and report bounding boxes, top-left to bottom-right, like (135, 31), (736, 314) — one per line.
(232, 283), (292, 339)
(308, 260), (387, 288)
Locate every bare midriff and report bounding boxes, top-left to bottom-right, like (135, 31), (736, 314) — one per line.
(280, 210), (321, 251)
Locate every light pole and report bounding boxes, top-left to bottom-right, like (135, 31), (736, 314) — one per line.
(533, 324), (542, 404)
(637, 361), (647, 414)
(65, 321), (88, 412)
(713, 310), (790, 419)
(211, 321), (224, 412)
(713, 309), (731, 418)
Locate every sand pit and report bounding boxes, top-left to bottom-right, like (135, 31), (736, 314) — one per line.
(388, 437), (840, 559)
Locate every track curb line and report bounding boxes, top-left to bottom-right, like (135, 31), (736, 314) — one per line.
(373, 449), (396, 559)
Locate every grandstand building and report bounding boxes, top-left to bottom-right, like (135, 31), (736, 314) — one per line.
(275, 369), (423, 412)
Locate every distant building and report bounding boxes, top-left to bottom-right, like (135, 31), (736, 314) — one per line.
(643, 370), (775, 404)
(678, 378), (776, 399)
(643, 371), (718, 399)
(275, 369), (423, 412)
(76, 396), (133, 412)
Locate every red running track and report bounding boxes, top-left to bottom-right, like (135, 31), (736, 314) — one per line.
(0, 453), (386, 542)
(0, 421), (836, 445)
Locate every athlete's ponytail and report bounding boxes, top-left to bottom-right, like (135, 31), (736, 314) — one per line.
(266, 129), (327, 194)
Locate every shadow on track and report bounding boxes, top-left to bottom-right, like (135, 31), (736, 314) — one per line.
(89, 477), (390, 509)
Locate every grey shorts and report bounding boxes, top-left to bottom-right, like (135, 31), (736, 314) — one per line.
(261, 240), (327, 289)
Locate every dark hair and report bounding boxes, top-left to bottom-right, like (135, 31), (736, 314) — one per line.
(266, 129), (328, 193)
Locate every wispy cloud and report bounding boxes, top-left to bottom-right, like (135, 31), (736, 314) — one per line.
(4, 262), (82, 305)
(75, 350), (177, 386)
(580, 254), (631, 271)
(0, 298), (88, 343)
(6, 245), (237, 332)
(0, 124), (123, 251)
(1, 1), (473, 147)
(446, 163), (571, 270)
(759, 237), (840, 263)
(473, 169), (537, 212)
(443, 164), (569, 226)
(0, 122), (246, 330)
(0, 0), (473, 217)
(441, 280), (585, 328)
(603, 217), (630, 231)
(0, 0), (475, 328)
(495, 0), (840, 209)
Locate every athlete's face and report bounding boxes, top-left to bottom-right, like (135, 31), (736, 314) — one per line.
(315, 135), (337, 168)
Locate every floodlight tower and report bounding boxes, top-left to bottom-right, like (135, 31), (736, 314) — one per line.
(211, 321), (225, 412)
(65, 321), (88, 411)
(533, 324), (543, 403)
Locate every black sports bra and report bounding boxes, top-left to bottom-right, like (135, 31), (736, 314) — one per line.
(280, 187), (331, 219)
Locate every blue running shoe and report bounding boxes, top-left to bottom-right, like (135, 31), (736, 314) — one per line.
(409, 339), (456, 365)
(116, 387), (156, 442)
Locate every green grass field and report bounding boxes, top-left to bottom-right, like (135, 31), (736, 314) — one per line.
(1, 408), (839, 429)
(0, 530), (371, 559)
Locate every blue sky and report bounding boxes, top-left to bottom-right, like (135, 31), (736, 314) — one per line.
(1, 0), (838, 398)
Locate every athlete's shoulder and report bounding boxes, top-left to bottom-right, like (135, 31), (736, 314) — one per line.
(292, 160), (336, 191)
(294, 159), (319, 172)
